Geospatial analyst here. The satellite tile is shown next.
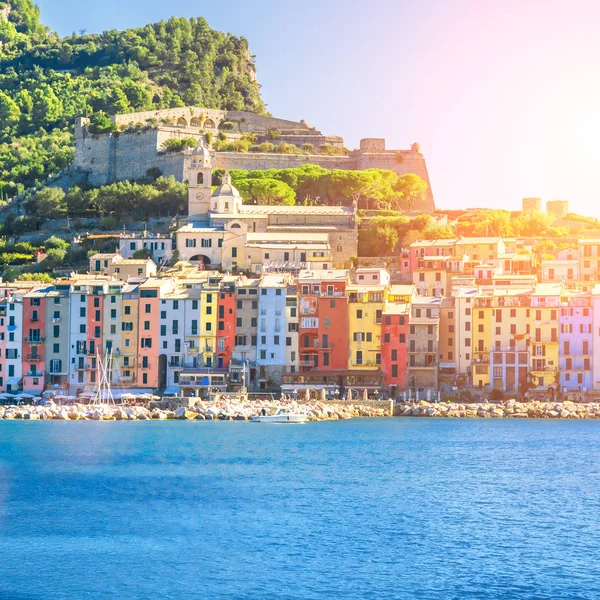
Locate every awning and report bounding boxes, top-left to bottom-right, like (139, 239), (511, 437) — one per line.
(7, 377), (22, 386)
(439, 362), (457, 369)
(163, 386), (180, 396)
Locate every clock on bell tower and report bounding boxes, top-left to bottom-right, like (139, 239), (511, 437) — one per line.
(186, 143), (213, 219)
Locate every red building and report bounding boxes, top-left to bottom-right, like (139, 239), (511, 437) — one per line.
(86, 284), (105, 389)
(22, 290), (46, 393)
(381, 304), (410, 396)
(297, 270), (349, 373)
(217, 278), (237, 369)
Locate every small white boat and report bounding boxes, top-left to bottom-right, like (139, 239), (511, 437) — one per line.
(252, 407), (307, 424)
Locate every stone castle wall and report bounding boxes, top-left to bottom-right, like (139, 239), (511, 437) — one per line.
(73, 112), (435, 212)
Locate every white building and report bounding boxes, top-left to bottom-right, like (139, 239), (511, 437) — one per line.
(120, 234), (173, 264)
(256, 274), (288, 389)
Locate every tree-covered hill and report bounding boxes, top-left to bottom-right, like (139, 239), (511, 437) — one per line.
(0, 0), (265, 197)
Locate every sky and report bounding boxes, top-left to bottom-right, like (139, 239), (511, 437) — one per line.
(36, 0), (600, 216)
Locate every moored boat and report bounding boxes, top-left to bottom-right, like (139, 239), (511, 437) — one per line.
(252, 407), (307, 423)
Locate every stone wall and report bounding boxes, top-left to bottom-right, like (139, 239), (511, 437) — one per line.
(73, 114), (435, 212)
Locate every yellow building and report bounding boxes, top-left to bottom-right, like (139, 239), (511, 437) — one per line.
(347, 273), (388, 370)
(529, 283), (562, 392)
(199, 282), (218, 368)
(120, 283), (140, 386)
(454, 237), (505, 263)
(471, 293), (493, 389)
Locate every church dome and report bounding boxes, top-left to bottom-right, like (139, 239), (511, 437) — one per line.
(212, 171), (241, 199)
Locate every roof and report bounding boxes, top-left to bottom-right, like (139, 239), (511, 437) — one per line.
(455, 237), (503, 244)
(246, 232), (329, 243)
(409, 239), (456, 248)
(113, 259), (156, 266)
(239, 204), (352, 216)
(177, 224), (223, 233)
(389, 284), (415, 295)
(246, 242), (329, 250)
(532, 283), (564, 296)
(259, 274), (288, 288)
(90, 253), (119, 260)
(383, 302), (410, 315)
(298, 269), (349, 281)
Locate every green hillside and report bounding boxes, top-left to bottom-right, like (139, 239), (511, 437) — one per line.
(0, 0), (265, 197)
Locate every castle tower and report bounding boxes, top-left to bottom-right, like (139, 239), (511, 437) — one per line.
(186, 144), (213, 219)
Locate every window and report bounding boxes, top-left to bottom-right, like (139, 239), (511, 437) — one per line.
(145, 304), (151, 313)
(141, 338), (152, 348)
(356, 351), (363, 365)
(80, 324), (86, 334)
(399, 334), (405, 343)
(274, 336), (280, 345)
(161, 325), (166, 336)
(111, 309), (116, 319)
(124, 306), (131, 315)
(323, 353), (330, 367)
(392, 364), (398, 378)
(186, 239), (196, 248)
(80, 307), (86, 318)
(260, 350), (266, 360)
(391, 349), (398, 362)
(357, 310), (363, 319)
(53, 343), (59, 353)
(53, 325), (60, 338)
(142, 373), (148, 385)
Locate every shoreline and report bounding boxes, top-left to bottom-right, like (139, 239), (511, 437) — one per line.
(2, 398), (600, 420)
(0, 399), (391, 422)
(394, 399), (600, 419)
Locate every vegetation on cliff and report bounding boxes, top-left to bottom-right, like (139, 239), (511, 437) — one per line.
(227, 165), (429, 210)
(0, 0), (265, 196)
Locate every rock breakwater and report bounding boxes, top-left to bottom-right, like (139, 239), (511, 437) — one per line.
(0, 399), (391, 422)
(395, 399), (600, 419)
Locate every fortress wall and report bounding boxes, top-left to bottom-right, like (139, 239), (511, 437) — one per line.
(351, 151), (435, 211)
(111, 107), (226, 127)
(75, 128), (187, 186)
(74, 133), (113, 187)
(224, 111), (312, 133)
(259, 134), (345, 148)
(215, 152), (351, 171)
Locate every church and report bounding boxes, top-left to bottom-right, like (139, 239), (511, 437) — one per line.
(176, 144), (358, 272)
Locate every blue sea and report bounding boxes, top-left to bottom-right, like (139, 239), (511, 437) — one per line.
(0, 418), (599, 600)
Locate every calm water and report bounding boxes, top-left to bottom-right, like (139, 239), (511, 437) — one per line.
(0, 418), (599, 600)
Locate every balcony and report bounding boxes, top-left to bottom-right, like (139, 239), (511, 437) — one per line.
(24, 336), (44, 343)
(24, 371), (44, 378)
(27, 354), (42, 361)
(408, 361), (438, 369)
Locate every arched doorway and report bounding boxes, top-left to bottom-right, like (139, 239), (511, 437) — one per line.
(190, 117), (201, 127)
(189, 254), (211, 267)
(177, 117), (187, 127)
(204, 118), (215, 128)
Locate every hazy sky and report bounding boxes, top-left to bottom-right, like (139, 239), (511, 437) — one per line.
(36, 0), (600, 216)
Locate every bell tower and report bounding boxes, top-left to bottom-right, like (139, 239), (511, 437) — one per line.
(186, 144), (213, 219)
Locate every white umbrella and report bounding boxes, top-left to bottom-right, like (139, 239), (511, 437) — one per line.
(347, 388), (352, 401)
(363, 389), (368, 402)
(305, 388), (311, 402)
(320, 388), (327, 402)
(0, 393), (16, 398)
(17, 393), (34, 399)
